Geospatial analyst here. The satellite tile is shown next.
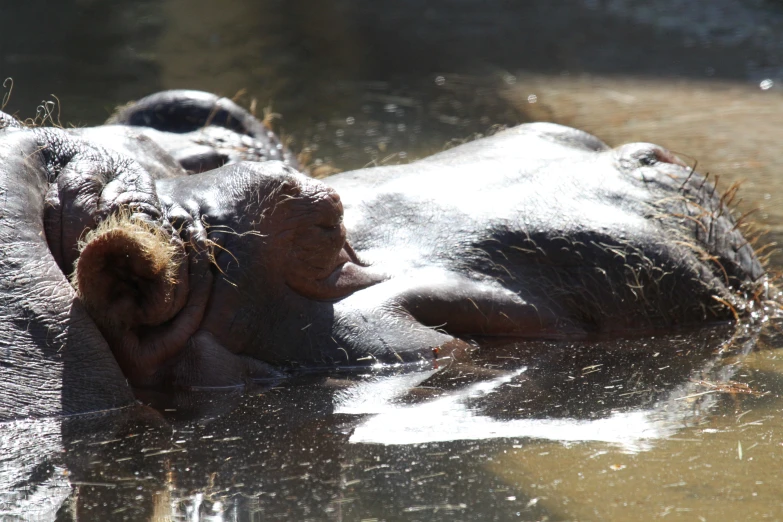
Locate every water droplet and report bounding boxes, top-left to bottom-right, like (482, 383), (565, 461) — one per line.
(384, 103), (398, 113)
(345, 116), (355, 125)
(760, 79), (774, 90)
(435, 75), (446, 86)
(527, 94), (538, 104)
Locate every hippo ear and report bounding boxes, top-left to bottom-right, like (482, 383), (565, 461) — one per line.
(73, 213), (187, 332)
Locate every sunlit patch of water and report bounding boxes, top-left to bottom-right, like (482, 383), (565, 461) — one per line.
(333, 368), (439, 414)
(344, 367), (672, 449)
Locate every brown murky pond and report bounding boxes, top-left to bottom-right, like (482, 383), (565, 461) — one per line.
(4, 1), (783, 520)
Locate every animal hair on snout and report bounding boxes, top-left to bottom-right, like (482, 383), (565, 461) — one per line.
(652, 162), (780, 316)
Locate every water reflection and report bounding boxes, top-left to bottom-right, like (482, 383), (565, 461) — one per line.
(18, 324), (764, 520)
(342, 326), (760, 450)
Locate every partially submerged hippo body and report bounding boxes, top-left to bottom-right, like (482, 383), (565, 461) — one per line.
(0, 90), (768, 416)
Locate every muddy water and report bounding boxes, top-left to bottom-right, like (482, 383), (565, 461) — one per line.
(5, 0), (783, 520)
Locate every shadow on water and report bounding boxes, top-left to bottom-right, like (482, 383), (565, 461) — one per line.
(4, 0), (783, 519)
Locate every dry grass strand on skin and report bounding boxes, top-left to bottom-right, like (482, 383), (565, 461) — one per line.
(2, 77), (13, 112)
(262, 103), (281, 130)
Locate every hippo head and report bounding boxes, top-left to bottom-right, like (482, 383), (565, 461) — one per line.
(38, 115), (772, 389)
(73, 160), (383, 385)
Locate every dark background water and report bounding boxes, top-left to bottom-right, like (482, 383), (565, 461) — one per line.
(4, 1), (783, 520)
(6, 0), (783, 171)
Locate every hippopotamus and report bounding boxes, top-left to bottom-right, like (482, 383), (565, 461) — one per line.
(0, 90), (768, 406)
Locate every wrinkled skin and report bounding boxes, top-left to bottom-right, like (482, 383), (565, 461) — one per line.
(0, 90), (299, 417)
(0, 128), (136, 420)
(0, 90), (767, 395)
(196, 123), (766, 372)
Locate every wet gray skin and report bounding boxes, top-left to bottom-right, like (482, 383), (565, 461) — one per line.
(323, 123), (766, 349)
(156, 116), (767, 376)
(0, 90), (767, 393)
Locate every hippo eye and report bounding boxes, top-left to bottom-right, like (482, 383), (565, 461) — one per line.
(638, 152), (657, 166)
(631, 146), (685, 168)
